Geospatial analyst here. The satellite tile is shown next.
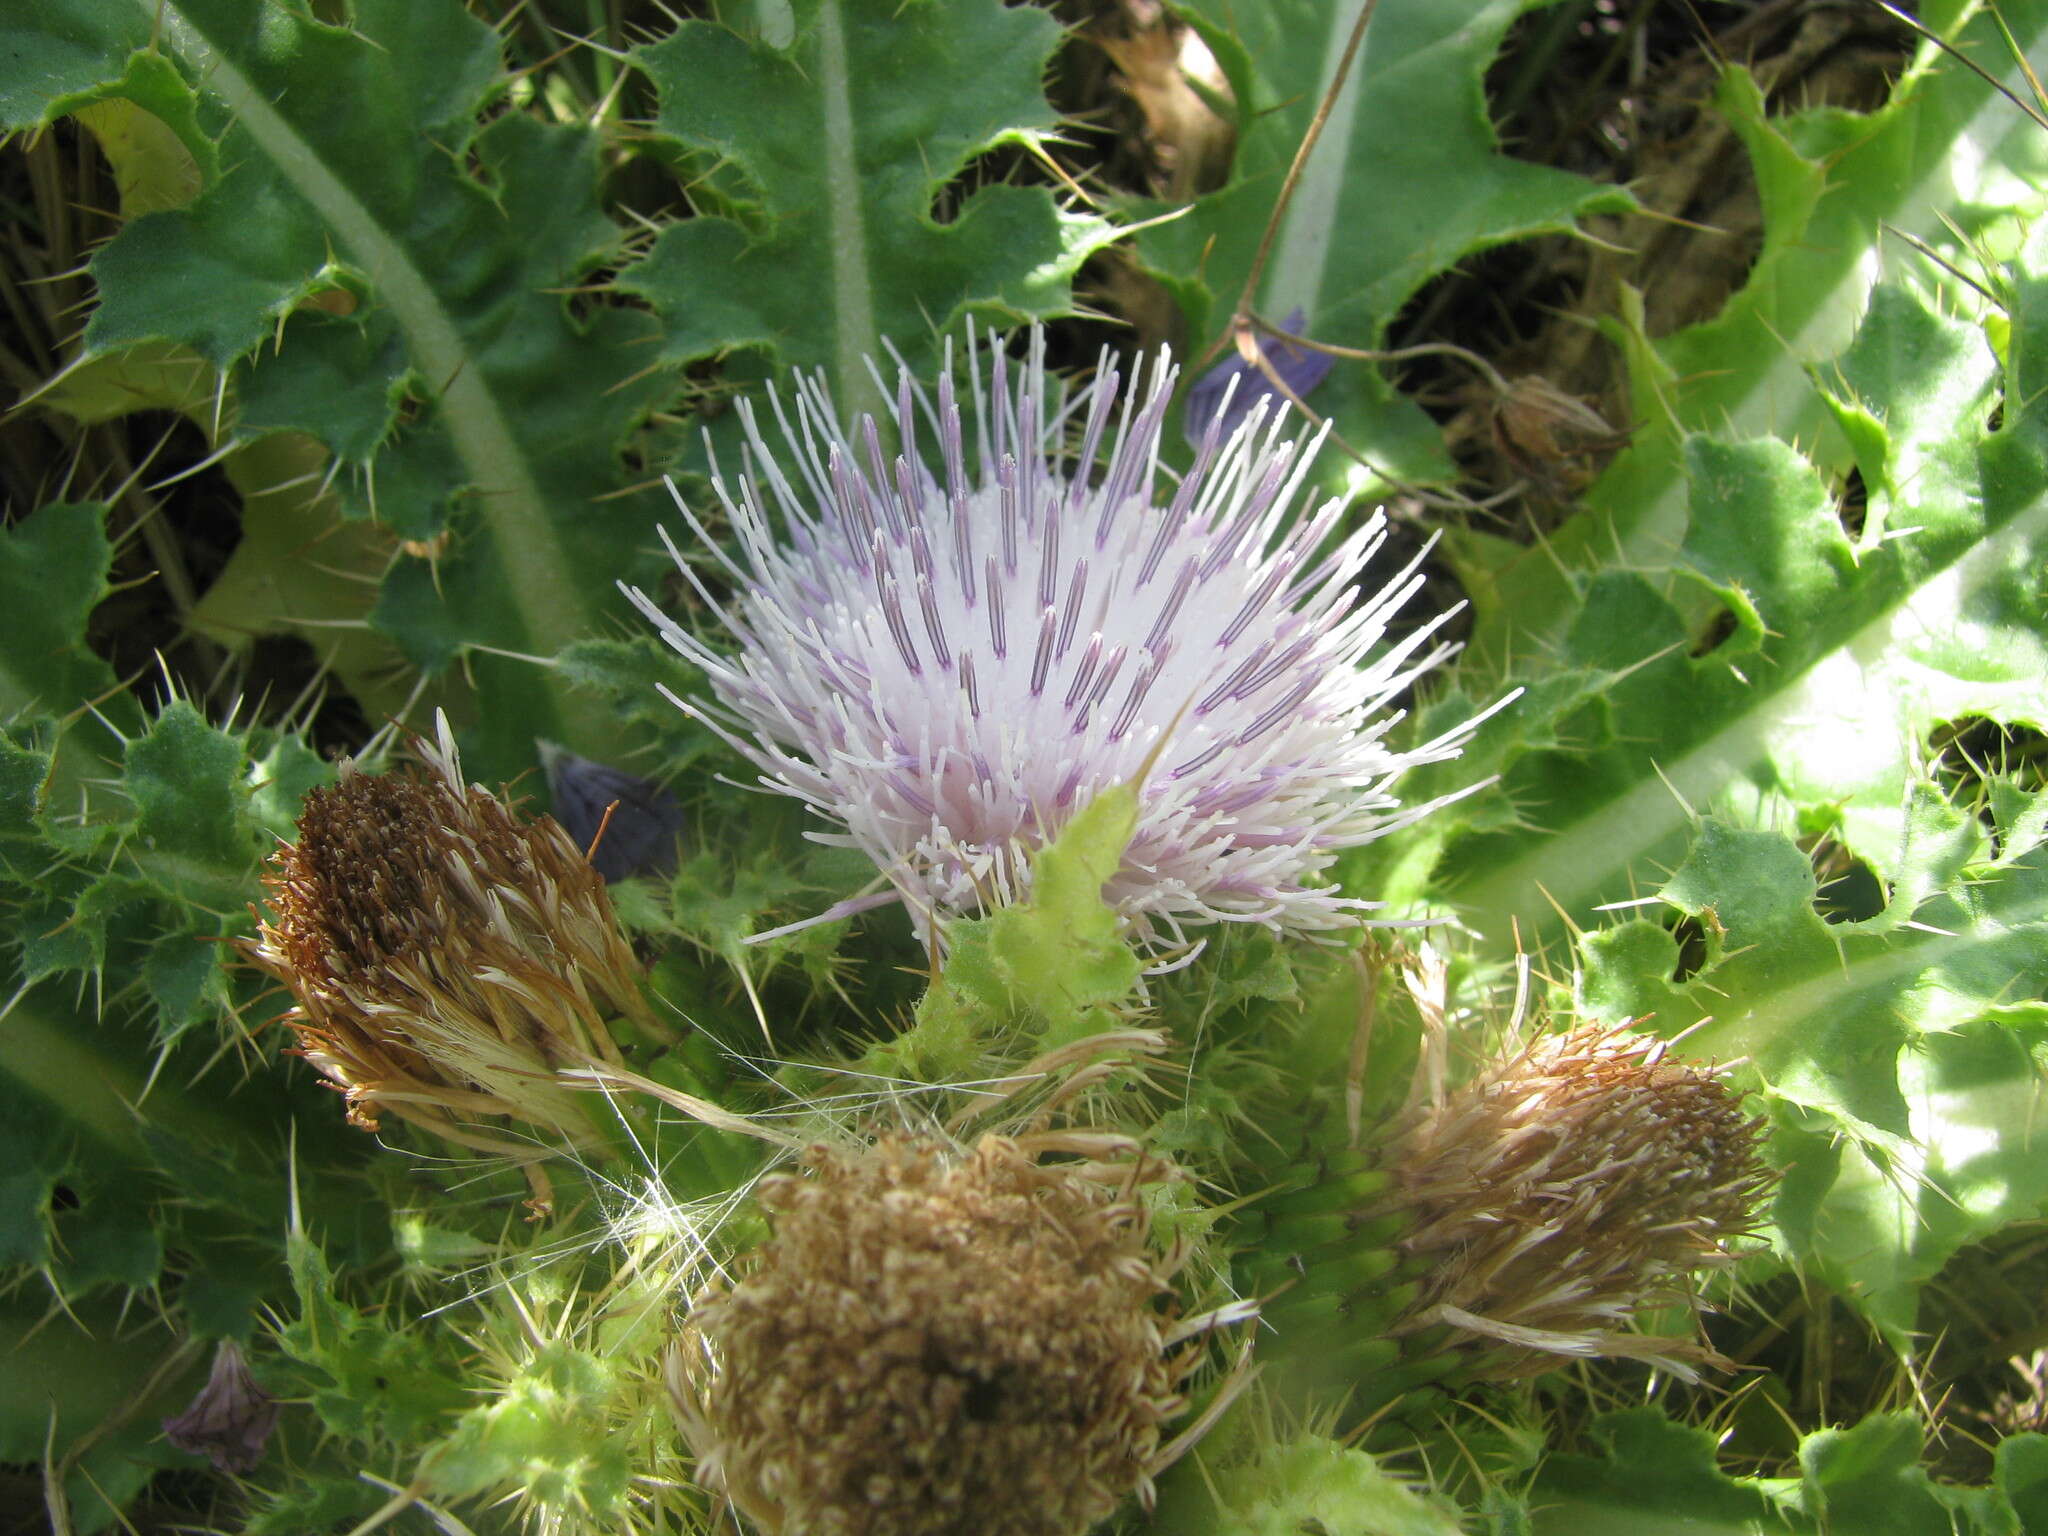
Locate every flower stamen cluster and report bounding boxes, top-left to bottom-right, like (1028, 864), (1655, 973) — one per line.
(627, 326), (1502, 950)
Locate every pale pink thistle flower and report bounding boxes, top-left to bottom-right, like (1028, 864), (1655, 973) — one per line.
(627, 328), (1499, 951)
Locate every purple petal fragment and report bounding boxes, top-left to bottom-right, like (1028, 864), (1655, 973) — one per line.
(1182, 308), (1336, 448)
(539, 742), (685, 882)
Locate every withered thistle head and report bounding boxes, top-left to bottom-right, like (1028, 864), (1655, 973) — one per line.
(247, 714), (657, 1151)
(162, 1340), (279, 1475)
(671, 1132), (1225, 1536)
(1378, 1023), (1770, 1379)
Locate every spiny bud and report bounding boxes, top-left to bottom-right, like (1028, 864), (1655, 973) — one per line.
(246, 714), (660, 1155)
(1377, 1023), (1770, 1379)
(670, 1132), (1229, 1536)
(1252, 1022), (1771, 1401)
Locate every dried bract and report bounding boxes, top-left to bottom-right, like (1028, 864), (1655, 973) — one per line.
(247, 715), (658, 1152)
(162, 1340), (279, 1475)
(1377, 1023), (1770, 1380)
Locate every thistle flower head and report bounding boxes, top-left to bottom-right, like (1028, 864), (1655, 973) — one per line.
(668, 1131), (1227, 1536)
(627, 327), (1496, 948)
(246, 714), (656, 1152)
(1378, 1023), (1771, 1379)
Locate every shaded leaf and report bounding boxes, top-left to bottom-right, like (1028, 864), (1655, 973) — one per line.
(1577, 809), (2048, 1346)
(1467, 0), (2048, 661)
(1133, 0), (1631, 485)
(621, 0), (1119, 411)
(20, 0), (675, 771)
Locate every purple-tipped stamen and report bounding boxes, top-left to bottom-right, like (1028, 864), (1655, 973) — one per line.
(624, 324), (1507, 949)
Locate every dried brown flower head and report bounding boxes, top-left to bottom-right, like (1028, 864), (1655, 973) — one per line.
(1489, 373), (1630, 497)
(162, 1340), (279, 1475)
(247, 715), (660, 1157)
(670, 1132), (1232, 1536)
(1375, 1022), (1770, 1380)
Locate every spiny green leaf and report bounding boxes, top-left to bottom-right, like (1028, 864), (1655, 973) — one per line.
(926, 784), (1143, 1051)
(1997, 1434), (2048, 1534)
(180, 1243), (281, 1341)
(1166, 1433), (1468, 1536)
(246, 733), (331, 842)
(1467, 0), (2048, 661)
(1796, 1414), (1955, 1534)
(240, 1479), (392, 1536)
(80, 2), (502, 370)
(26, 0), (674, 771)
(280, 1229), (468, 1445)
(123, 700), (264, 909)
(622, 0), (1119, 411)
(141, 921), (232, 1038)
(0, 502), (123, 734)
(11, 700), (267, 1044)
(1576, 808), (2048, 1347)
(0, 729), (53, 875)
(0, 1294), (201, 1536)
(555, 635), (727, 765)
(420, 1341), (633, 1509)
(667, 845), (833, 970)
(868, 786), (1144, 1082)
(0, 1079), (67, 1270)
(74, 85), (206, 216)
(56, 1176), (163, 1292)
(0, 970), (367, 1388)
(1447, 258), (2048, 945)
(1529, 1409), (1785, 1534)
(0, 19), (212, 181)
(1534, 1406), (2035, 1535)
(1131, 0), (1632, 486)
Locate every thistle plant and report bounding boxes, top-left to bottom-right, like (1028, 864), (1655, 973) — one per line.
(6, 1), (2048, 1534)
(1247, 1009), (1772, 1415)
(1228, 937), (1777, 1417)
(669, 1125), (1242, 1536)
(1376, 1023), (1769, 1377)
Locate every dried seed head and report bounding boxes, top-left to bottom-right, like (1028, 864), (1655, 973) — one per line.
(1379, 1024), (1770, 1379)
(247, 714), (657, 1150)
(162, 1340), (279, 1475)
(674, 1134), (1211, 1536)
(1488, 373), (1628, 496)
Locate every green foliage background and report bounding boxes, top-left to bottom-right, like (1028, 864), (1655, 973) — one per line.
(3, 1), (2048, 1533)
